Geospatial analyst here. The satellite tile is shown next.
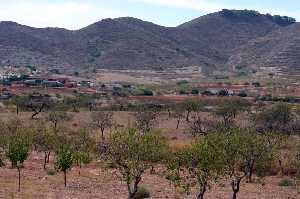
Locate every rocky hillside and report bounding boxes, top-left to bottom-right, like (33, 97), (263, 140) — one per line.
(227, 23), (300, 75)
(0, 9), (297, 74)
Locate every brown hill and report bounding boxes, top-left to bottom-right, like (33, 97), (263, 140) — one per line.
(227, 23), (300, 74)
(0, 10), (296, 74)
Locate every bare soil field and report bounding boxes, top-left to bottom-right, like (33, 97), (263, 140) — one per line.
(0, 153), (298, 199)
(0, 111), (299, 199)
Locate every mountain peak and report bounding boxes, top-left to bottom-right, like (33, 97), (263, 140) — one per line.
(0, 21), (21, 26)
(219, 9), (296, 26)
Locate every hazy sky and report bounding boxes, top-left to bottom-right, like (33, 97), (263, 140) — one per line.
(0, 0), (299, 29)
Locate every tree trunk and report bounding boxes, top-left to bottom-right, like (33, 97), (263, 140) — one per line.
(47, 151), (51, 163)
(176, 119), (180, 129)
(186, 111), (191, 122)
(31, 111), (40, 119)
(18, 167), (21, 192)
(101, 129), (105, 140)
(231, 178), (241, 199)
(127, 182), (133, 199)
(279, 159), (284, 175)
(79, 163), (82, 176)
(150, 165), (155, 174)
(248, 162), (255, 183)
(127, 175), (141, 199)
(44, 152), (47, 170)
(167, 109), (171, 118)
(64, 170), (67, 187)
(197, 183), (207, 199)
(233, 191), (238, 199)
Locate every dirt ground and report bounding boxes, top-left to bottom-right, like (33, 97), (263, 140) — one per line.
(0, 152), (298, 199)
(0, 111), (299, 199)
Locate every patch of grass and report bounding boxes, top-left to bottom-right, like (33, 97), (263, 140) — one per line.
(278, 179), (295, 187)
(133, 187), (151, 199)
(47, 168), (56, 176)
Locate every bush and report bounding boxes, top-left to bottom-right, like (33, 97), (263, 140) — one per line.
(191, 89), (199, 95)
(47, 168), (56, 176)
(252, 82), (261, 87)
(218, 89), (229, 96)
(179, 90), (188, 95)
(143, 90), (154, 96)
(176, 80), (189, 85)
(278, 179), (295, 187)
(133, 187), (151, 199)
(238, 91), (247, 97)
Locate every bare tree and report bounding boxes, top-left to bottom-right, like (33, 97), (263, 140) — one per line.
(134, 108), (158, 133)
(189, 115), (217, 137)
(91, 111), (113, 140)
(170, 104), (185, 129)
(26, 94), (51, 119)
(48, 111), (71, 129)
(182, 99), (201, 122)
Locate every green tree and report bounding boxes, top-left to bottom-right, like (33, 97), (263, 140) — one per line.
(6, 127), (32, 192)
(253, 102), (293, 133)
(215, 98), (249, 127)
(72, 128), (94, 175)
(224, 128), (275, 199)
(32, 121), (55, 169)
(102, 129), (168, 199)
(73, 151), (92, 176)
(55, 144), (73, 187)
(167, 133), (226, 199)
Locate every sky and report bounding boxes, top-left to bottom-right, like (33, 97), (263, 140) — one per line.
(0, 0), (299, 30)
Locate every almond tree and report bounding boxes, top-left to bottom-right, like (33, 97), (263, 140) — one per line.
(224, 128), (275, 199)
(25, 94), (52, 119)
(182, 99), (201, 122)
(172, 105), (185, 129)
(253, 102), (294, 133)
(72, 128), (94, 175)
(32, 121), (55, 169)
(55, 143), (73, 187)
(102, 129), (168, 199)
(167, 133), (226, 199)
(6, 126), (32, 192)
(11, 95), (29, 115)
(134, 108), (158, 133)
(215, 98), (250, 128)
(91, 111), (113, 140)
(189, 115), (217, 137)
(48, 111), (71, 130)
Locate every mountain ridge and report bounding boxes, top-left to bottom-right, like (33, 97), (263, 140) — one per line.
(0, 9), (298, 75)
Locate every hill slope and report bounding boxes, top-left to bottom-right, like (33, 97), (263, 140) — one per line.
(227, 23), (300, 74)
(0, 10), (297, 74)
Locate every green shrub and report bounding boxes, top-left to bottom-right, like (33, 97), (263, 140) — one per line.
(191, 89), (199, 95)
(176, 80), (189, 85)
(47, 168), (56, 176)
(133, 187), (151, 199)
(143, 90), (154, 96)
(278, 179), (295, 187)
